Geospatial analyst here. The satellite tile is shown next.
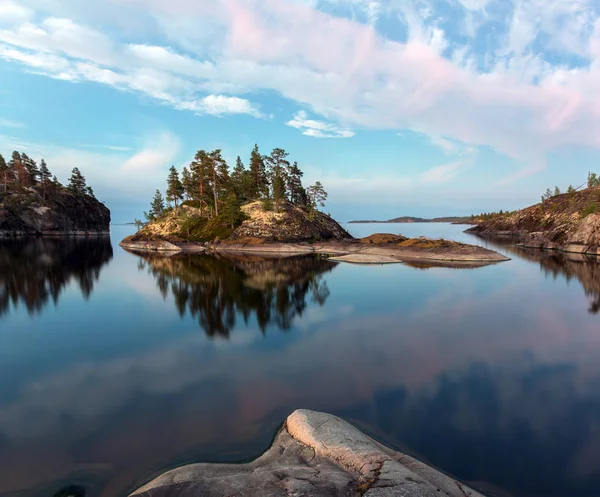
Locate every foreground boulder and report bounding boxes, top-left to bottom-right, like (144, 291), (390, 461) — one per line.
(0, 188), (110, 236)
(131, 410), (484, 497)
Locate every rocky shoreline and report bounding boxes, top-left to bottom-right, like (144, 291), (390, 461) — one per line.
(130, 410), (485, 497)
(119, 238), (510, 265)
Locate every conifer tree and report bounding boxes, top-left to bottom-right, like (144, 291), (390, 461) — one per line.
(166, 166), (184, 209)
(147, 189), (165, 220)
(231, 156), (246, 199)
(8, 151), (22, 189)
(307, 181), (328, 212)
(0, 153), (8, 194)
(191, 150), (209, 215)
(222, 192), (242, 228)
(554, 186), (561, 196)
(265, 148), (290, 211)
(249, 144), (267, 199)
(286, 161), (306, 205)
(39, 159), (52, 201)
(208, 149), (228, 216)
(181, 166), (193, 200)
(86, 186), (96, 198)
(67, 167), (87, 195)
(21, 153), (39, 186)
(52, 175), (62, 187)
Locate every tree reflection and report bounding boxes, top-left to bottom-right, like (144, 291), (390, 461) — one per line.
(133, 252), (337, 337)
(0, 237), (113, 317)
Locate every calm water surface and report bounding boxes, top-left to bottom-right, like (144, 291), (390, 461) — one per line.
(2, 224), (600, 497)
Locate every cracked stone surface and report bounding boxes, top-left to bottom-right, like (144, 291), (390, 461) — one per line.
(130, 410), (486, 497)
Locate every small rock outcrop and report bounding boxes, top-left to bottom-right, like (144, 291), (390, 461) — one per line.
(468, 187), (600, 255)
(231, 201), (351, 242)
(0, 188), (110, 236)
(131, 410), (485, 497)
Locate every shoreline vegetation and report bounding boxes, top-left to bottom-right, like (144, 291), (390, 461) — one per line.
(0, 151), (110, 236)
(467, 174), (600, 257)
(121, 145), (508, 265)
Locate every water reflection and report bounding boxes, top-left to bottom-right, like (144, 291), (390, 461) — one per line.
(132, 252), (337, 337)
(0, 237), (113, 317)
(475, 236), (600, 315)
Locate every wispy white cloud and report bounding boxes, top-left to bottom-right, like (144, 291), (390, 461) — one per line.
(286, 111), (355, 138)
(419, 160), (471, 184)
(0, 0), (600, 183)
(0, 117), (24, 128)
(122, 131), (181, 175)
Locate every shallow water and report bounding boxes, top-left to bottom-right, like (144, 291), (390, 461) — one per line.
(1, 224), (600, 497)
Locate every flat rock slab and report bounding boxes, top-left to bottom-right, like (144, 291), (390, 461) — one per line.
(328, 254), (403, 264)
(131, 410), (485, 497)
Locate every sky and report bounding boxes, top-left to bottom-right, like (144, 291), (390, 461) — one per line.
(1, 0), (600, 223)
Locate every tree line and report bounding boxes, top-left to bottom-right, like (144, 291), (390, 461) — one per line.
(144, 145), (328, 226)
(541, 171), (600, 202)
(0, 151), (97, 202)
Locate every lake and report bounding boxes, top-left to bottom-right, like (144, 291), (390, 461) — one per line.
(1, 223), (600, 497)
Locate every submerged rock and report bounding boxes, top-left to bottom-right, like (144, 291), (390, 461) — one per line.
(131, 410), (485, 497)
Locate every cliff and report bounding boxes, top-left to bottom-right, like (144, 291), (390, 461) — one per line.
(0, 187), (110, 236)
(467, 186), (600, 255)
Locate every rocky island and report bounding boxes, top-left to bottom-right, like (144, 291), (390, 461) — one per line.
(120, 146), (508, 266)
(0, 152), (110, 237)
(131, 410), (485, 497)
(467, 182), (600, 256)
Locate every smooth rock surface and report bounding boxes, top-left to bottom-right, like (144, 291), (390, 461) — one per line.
(131, 410), (485, 497)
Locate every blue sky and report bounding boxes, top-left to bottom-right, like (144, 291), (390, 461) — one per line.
(1, 0), (600, 222)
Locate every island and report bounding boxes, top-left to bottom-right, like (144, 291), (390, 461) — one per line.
(120, 145), (509, 265)
(350, 215), (476, 224)
(467, 179), (600, 256)
(0, 152), (110, 236)
(131, 409), (485, 497)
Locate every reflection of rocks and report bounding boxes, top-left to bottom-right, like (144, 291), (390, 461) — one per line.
(0, 237), (113, 316)
(132, 410), (484, 497)
(477, 236), (600, 314)
(134, 253), (337, 337)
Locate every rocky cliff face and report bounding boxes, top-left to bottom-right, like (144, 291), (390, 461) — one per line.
(125, 200), (351, 245)
(0, 188), (110, 236)
(231, 201), (351, 242)
(468, 186), (600, 254)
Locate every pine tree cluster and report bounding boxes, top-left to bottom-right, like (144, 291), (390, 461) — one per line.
(0, 150), (97, 203)
(146, 145), (328, 223)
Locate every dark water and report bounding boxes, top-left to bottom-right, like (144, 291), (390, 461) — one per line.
(2, 225), (600, 497)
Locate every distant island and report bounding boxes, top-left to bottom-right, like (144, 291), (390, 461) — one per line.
(349, 216), (475, 224)
(120, 145), (508, 265)
(0, 151), (110, 237)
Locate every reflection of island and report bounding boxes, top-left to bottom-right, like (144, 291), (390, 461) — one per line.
(474, 235), (600, 314)
(134, 253), (337, 337)
(0, 238), (113, 316)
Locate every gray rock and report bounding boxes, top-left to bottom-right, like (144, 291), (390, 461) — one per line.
(131, 410), (485, 497)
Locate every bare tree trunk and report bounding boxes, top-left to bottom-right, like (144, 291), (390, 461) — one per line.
(212, 168), (219, 216)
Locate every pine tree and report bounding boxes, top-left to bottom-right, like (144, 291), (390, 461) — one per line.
(286, 161), (306, 205)
(52, 175), (62, 188)
(231, 156), (246, 199)
(588, 172), (599, 188)
(554, 186), (561, 196)
(265, 148), (290, 211)
(39, 159), (52, 201)
(191, 150), (209, 215)
(166, 166), (184, 209)
(181, 166), (193, 201)
(249, 144), (267, 199)
(222, 192), (242, 228)
(307, 181), (328, 212)
(8, 151), (22, 189)
(21, 153), (39, 186)
(67, 167), (87, 195)
(207, 149), (228, 216)
(0, 153), (8, 194)
(147, 189), (165, 220)
(86, 186), (96, 198)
